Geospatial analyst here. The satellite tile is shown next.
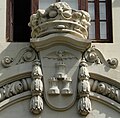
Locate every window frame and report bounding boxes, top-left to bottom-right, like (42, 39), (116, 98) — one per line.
(6, 0), (13, 42)
(88, 0), (113, 43)
(6, 0), (37, 42)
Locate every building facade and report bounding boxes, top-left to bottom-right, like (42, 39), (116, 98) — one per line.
(0, 0), (120, 118)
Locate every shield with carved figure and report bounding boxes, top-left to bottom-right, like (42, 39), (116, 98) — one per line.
(40, 46), (82, 110)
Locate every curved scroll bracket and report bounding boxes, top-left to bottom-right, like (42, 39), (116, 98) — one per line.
(83, 46), (118, 69)
(1, 47), (37, 68)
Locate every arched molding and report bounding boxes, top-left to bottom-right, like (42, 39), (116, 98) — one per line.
(0, 63), (32, 87)
(0, 91), (31, 111)
(90, 92), (120, 113)
(90, 72), (120, 89)
(89, 73), (120, 106)
(0, 63), (120, 114)
(0, 63), (32, 109)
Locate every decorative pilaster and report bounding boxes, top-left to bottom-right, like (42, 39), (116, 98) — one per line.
(78, 60), (91, 115)
(30, 60), (43, 114)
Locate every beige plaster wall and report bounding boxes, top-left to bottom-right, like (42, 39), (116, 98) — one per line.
(0, 0), (6, 42)
(94, 0), (120, 59)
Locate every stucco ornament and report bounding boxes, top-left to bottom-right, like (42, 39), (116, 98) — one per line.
(28, 2), (91, 39)
(30, 60), (43, 114)
(90, 79), (120, 103)
(0, 78), (31, 102)
(43, 50), (76, 96)
(84, 46), (118, 68)
(1, 47), (37, 68)
(39, 47), (81, 111)
(78, 60), (92, 115)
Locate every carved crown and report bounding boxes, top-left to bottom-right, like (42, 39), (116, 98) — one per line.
(28, 2), (91, 39)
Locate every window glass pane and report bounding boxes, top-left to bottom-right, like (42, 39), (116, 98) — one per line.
(39, 0), (56, 9)
(88, 0), (95, 1)
(100, 22), (107, 39)
(99, 3), (106, 20)
(88, 3), (95, 20)
(99, 0), (105, 1)
(61, 0), (78, 9)
(89, 22), (95, 39)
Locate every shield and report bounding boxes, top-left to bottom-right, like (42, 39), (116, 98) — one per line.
(40, 46), (82, 110)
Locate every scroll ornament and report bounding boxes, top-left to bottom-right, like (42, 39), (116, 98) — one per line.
(0, 78), (31, 102)
(90, 79), (120, 103)
(78, 60), (91, 116)
(30, 60), (43, 114)
(84, 46), (118, 69)
(1, 47), (37, 68)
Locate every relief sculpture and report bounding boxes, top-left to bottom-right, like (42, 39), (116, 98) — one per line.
(30, 60), (44, 114)
(47, 50), (73, 95)
(78, 60), (92, 115)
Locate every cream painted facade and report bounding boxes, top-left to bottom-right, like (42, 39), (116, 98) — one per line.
(0, 0), (120, 118)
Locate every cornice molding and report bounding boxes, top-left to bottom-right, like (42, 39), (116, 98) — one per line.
(30, 33), (91, 52)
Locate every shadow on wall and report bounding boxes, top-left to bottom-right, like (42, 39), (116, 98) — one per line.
(112, 0), (120, 7)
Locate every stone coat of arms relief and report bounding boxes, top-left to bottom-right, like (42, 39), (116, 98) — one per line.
(40, 46), (81, 111)
(1, 1), (119, 117)
(28, 1), (93, 115)
(28, 1), (119, 116)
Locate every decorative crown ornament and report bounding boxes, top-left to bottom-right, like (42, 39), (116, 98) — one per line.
(28, 2), (91, 39)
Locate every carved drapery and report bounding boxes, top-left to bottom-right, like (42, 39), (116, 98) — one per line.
(30, 60), (44, 114)
(78, 60), (92, 115)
